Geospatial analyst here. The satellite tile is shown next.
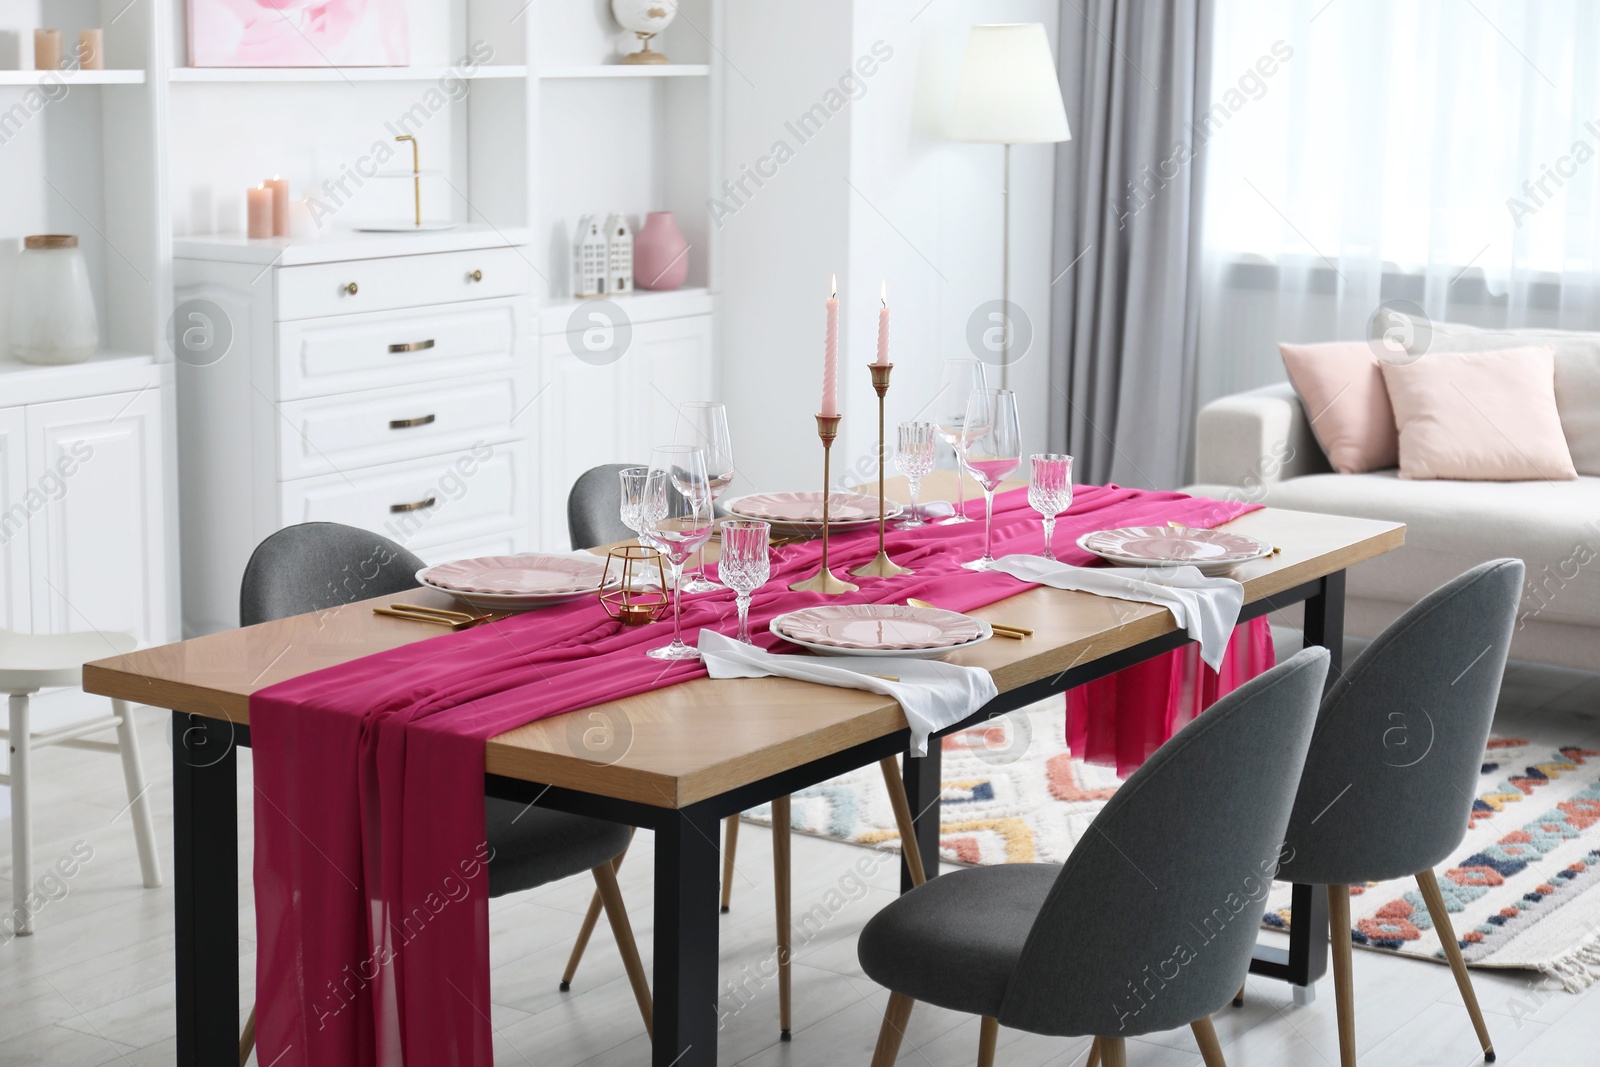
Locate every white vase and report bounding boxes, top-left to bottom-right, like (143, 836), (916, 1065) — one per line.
(10, 235), (98, 365)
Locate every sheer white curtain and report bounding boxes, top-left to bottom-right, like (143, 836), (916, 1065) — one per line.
(1197, 0), (1600, 406)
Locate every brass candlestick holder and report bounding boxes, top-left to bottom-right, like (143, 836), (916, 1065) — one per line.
(789, 413), (859, 594)
(599, 546), (670, 625)
(852, 363), (915, 578)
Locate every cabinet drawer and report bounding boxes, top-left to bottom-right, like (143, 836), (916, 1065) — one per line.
(277, 373), (532, 479)
(275, 248), (530, 320)
(280, 440), (531, 552)
(276, 298), (526, 400)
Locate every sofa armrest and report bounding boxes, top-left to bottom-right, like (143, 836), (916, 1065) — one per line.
(1193, 382), (1330, 487)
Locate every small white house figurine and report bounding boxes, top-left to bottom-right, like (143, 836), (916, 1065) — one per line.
(605, 213), (634, 295)
(575, 215), (608, 297)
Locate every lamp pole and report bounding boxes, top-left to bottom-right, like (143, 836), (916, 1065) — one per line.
(1001, 141), (1011, 389)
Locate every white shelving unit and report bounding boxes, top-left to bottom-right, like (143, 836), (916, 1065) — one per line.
(539, 64), (710, 79)
(167, 65), (529, 83)
(0, 69), (145, 85)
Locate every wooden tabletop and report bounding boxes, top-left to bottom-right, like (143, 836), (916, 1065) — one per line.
(83, 474), (1403, 809)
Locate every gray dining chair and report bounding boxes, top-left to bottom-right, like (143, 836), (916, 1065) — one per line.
(568, 462), (643, 551)
(236, 522), (653, 1064)
(858, 648), (1331, 1067)
(1277, 559), (1523, 1067)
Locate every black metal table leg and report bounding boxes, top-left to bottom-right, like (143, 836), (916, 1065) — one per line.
(901, 743), (943, 893)
(1250, 570), (1345, 994)
(653, 803), (722, 1067)
(172, 712), (240, 1067)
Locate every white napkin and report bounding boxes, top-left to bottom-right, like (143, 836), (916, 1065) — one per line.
(698, 629), (998, 756)
(991, 555), (1246, 671)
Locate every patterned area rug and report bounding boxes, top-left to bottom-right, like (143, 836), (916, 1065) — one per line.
(745, 705), (1600, 992)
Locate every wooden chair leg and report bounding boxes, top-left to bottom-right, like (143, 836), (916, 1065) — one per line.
(977, 1016), (999, 1067)
(721, 814), (740, 912)
(561, 839), (631, 991)
(1191, 1015), (1226, 1067)
(8, 693), (33, 936)
(773, 794), (793, 1040)
(592, 859), (652, 1038)
(870, 992), (915, 1067)
(1098, 1036), (1126, 1067)
(878, 757), (927, 886)
(1328, 884), (1356, 1067)
(240, 1003), (257, 1066)
(1417, 869), (1496, 1062)
(1085, 1036), (1100, 1067)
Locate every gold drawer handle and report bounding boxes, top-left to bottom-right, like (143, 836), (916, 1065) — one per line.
(389, 495), (437, 514)
(469, 269), (483, 282)
(389, 414), (436, 430)
(388, 339), (436, 353)
(344, 281), (359, 295)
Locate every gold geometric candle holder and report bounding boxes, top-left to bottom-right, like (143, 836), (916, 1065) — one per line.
(600, 545), (670, 625)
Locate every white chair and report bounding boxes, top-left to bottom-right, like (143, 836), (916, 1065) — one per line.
(1, 629), (162, 935)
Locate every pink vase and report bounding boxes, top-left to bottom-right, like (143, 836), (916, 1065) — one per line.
(634, 211), (689, 291)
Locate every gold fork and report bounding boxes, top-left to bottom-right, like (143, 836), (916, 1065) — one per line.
(906, 598), (1030, 639)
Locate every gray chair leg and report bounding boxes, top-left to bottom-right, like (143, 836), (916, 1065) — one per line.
(1416, 869), (1496, 1062)
(8, 693), (32, 936)
(869, 992), (915, 1067)
(1328, 884), (1356, 1067)
(1191, 1015), (1227, 1067)
(977, 1016), (998, 1067)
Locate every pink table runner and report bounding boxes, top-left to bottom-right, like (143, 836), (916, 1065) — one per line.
(250, 484), (1269, 1066)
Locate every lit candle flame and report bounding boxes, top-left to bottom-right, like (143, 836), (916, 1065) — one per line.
(880, 280), (887, 307)
(830, 273), (838, 298)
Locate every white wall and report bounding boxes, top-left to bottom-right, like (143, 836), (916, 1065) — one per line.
(719, 0), (1060, 495)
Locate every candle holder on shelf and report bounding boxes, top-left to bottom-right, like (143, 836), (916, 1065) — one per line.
(851, 363), (914, 578)
(789, 414), (859, 594)
(599, 546), (670, 625)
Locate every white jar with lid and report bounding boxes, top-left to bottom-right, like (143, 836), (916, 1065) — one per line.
(10, 234), (99, 365)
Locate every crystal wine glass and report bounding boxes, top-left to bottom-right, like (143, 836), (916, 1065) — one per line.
(675, 401), (735, 593)
(1027, 453), (1073, 561)
(718, 519), (771, 643)
(959, 389), (1022, 571)
(618, 466), (650, 536)
(934, 359), (987, 524)
(893, 421), (937, 529)
(639, 445), (715, 660)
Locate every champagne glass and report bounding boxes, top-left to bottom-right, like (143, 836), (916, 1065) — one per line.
(893, 421), (937, 529)
(1027, 454), (1073, 561)
(933, 359), (987, 524)
(676, 401), (735, 593)
(639, 446), (715, 660)
(959, 389), (1021, 571)
(718, 520), (771, 643)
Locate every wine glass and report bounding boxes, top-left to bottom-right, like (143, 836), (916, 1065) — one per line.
(959, 389), (1022, 571)
(1027, 454), (1073, 561)
(933, 359), (987, 524)
(618, 466), (650, 535)
(718, 520), (771, 643)
(639, 446), (715, 660)
(893, 421), (937, 529)
(675, 401), (735, 593)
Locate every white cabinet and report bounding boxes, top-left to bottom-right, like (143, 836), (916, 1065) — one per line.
(25, 392), (168, 645)
(0, 406), (28, 632)
(176, 231), (540, 636)
(0, 361), (169, 648)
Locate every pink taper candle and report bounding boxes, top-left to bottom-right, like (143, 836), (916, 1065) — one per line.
(875, 280), (890, 366)
(822, 273), (840, 417)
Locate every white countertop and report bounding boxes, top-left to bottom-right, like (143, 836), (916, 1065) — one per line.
(0, 351), (163, 407)
(173, 224), (533, 266)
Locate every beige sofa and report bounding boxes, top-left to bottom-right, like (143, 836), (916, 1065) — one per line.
(1185, 322), (1600, 672)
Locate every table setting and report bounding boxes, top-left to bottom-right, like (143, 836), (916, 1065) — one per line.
(242, 276), (1281, 1067)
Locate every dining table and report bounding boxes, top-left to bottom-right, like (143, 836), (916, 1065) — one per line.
(82, 472), (1404, 1067)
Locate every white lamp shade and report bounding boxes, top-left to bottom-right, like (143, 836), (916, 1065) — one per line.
(946, 24), (1071, 145)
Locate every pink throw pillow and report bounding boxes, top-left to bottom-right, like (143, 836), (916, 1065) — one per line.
(1379, 346), (1578, 481)
(1279, 342), (1398, 473)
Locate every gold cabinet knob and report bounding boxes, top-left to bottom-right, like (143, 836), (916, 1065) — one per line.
(344, 281), (359, 295)
(469, 269), (483, 283)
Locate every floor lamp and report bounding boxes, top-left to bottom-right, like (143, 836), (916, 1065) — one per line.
(947, 24), (1072, 388)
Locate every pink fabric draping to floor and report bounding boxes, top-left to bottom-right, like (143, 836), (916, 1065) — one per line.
(248, 484), (1270, 1066)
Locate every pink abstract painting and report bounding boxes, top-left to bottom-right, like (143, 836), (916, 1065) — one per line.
(188, 0), (410, 67)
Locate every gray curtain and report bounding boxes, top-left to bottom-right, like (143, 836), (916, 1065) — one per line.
(1049, 0), (1214, 488)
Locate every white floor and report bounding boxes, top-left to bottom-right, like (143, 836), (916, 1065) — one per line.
(2, 659), (1599, 1067)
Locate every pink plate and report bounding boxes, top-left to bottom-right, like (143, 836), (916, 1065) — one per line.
(774, 605), (985, 651)
(1077, 527), (1272, 566)
(727, 491), (901, 526)
(422, 554), (610, 596)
